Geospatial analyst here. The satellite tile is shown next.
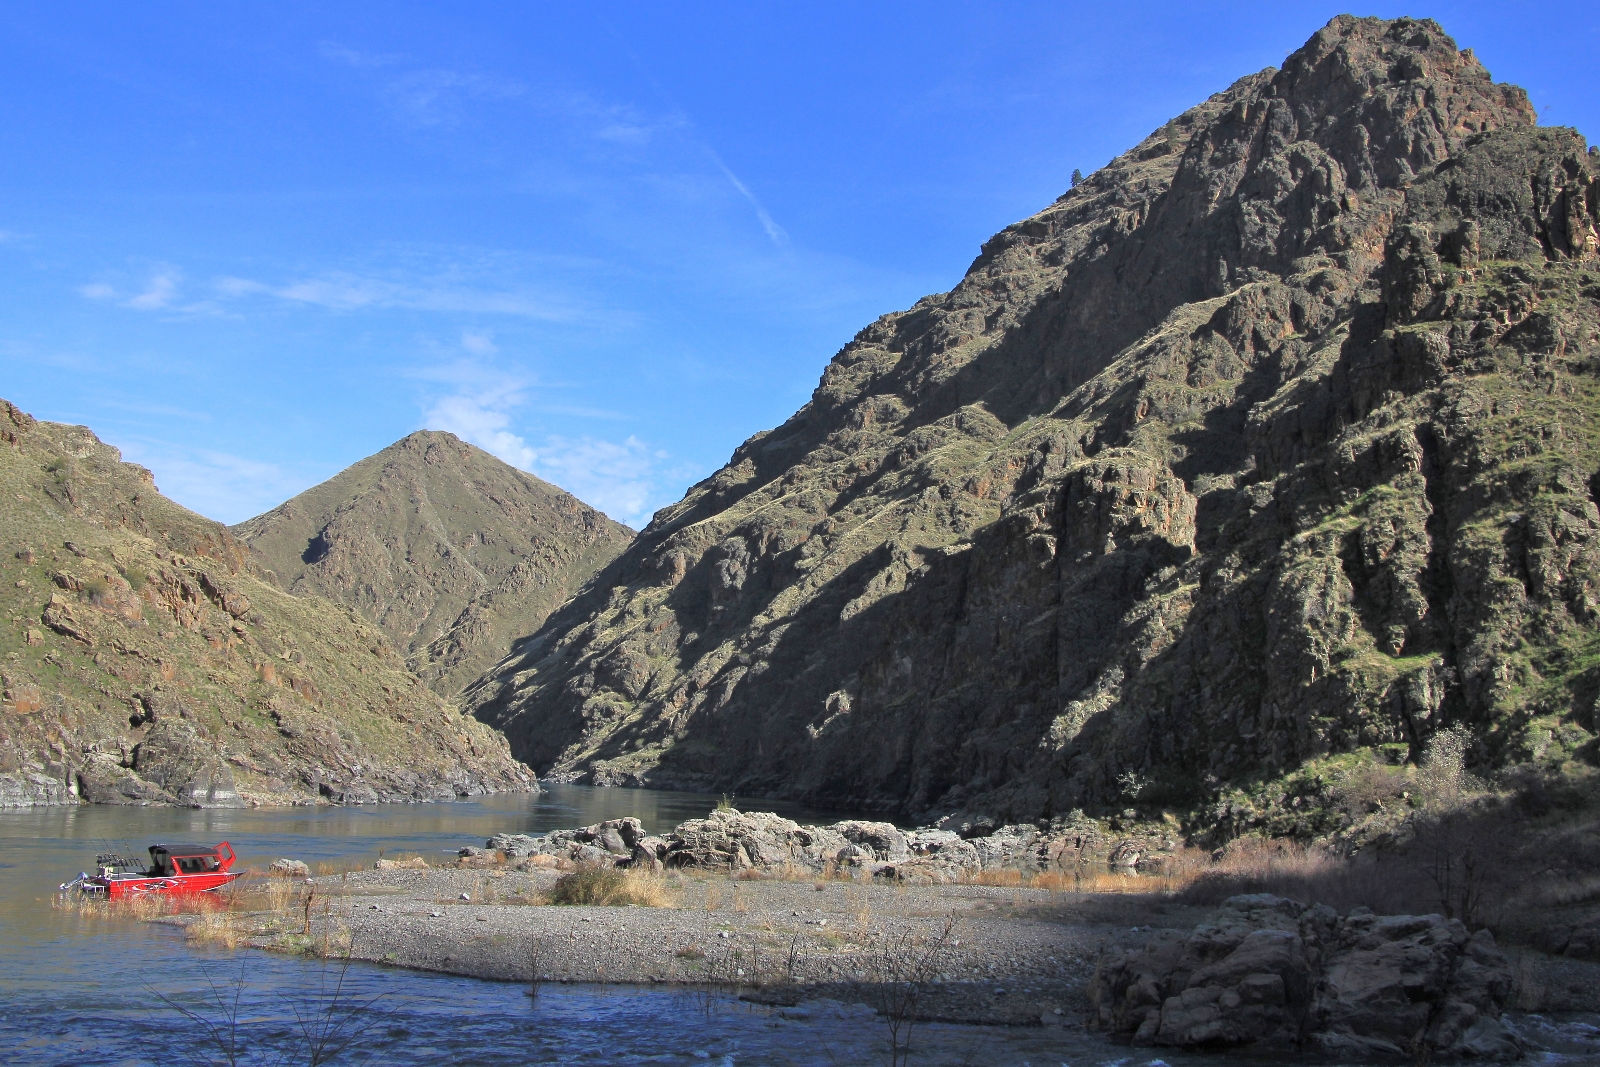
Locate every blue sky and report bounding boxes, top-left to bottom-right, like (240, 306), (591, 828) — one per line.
(2, 3), (1595, 528)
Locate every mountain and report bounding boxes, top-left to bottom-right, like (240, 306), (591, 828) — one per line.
(467, 15), (1600, 831)
(0, 400), (533, 807)
(234, 431), (633, 697)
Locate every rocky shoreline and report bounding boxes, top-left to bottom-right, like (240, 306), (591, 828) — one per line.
(167, 809), (1600, 1063)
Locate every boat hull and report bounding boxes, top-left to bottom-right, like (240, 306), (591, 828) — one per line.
(99, 872), (239, 899)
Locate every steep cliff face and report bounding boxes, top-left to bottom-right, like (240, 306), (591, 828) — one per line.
(235, 431), (632, 697)
(468, 16), (1600, 828)
(0, 401), (532, 807)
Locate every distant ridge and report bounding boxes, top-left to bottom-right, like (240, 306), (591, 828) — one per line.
(235, 430), (634, 696)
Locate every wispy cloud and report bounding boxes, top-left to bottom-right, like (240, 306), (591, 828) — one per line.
(317, 41), (403, 69)
(213, 269), (578, 320)
(80, 267), (192, 311)
(711, 153), (788, 246)
(320, 40), (526, 129)
(386, 69), (527, 127)
(96, 398), (214, 423)
(461, 329), (497, 355)
(415, 345), (670, 526)
(528, 433), (666, 527)
(110, 438), (310, 524)
(126, 271), (181, 310)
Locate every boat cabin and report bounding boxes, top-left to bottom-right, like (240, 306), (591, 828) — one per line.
(147, 844), (233, 876)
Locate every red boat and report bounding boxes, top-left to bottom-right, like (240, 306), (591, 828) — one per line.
(61, 842), (240, 899)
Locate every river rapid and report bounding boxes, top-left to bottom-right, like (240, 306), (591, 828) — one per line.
(2, 787), (1596, 1066)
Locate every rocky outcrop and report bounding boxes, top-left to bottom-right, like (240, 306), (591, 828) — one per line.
(0, 398), (534, 808)
(468, 16), (1600, 829)
(480, 807), (1161, 883)
(1091, 894), (1521, 1060)
(130, 719), (243, 807)
(234, 430), (633, 697)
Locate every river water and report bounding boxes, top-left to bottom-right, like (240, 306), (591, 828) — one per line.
(2, 786), (1596, 1066)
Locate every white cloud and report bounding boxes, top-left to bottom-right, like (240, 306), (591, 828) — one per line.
(529, 434), (665, 527)
(80, 268), (196, 312)
(461, 330), (497, 355)
(417, 359), (671, 527)
(424, 388), (538, 470)
(386, 69), (526, 127)
(111, 439), (309, 524)
(317, 41), (403, 69)
(126, 272), (181, 310)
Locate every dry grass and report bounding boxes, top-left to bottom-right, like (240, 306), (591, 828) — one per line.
(550, 865), (675, 907)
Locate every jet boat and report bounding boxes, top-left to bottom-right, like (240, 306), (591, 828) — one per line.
(60, 842), (239, 899)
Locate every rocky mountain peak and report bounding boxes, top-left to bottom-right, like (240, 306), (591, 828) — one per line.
(468, 16), (1599, 831)
(235, 430), (632, 696)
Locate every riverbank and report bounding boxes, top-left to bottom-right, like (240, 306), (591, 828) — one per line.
(183, 864), (1170, 1026)
(165, 862), (1600, 1031)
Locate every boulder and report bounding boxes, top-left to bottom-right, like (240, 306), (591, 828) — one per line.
(629, 835), (668, 871)
(663, 809), (848, 871)
(487, 833), (541, 858)
(319, 781), (379, 805)
(834, 821), (910, 863)
(1091, 895), (1522, 1060)
(77, 751), (183, 806)
(269, 858), (311, 878)
(133, 720), (244, 807)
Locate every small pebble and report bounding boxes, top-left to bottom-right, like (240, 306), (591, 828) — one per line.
(430, 911), (443, 917)
(718, 931), (730, 939)
(459, 893), (470, 900)
(369, 904), (381, 911)
(476, 916), (488, 922)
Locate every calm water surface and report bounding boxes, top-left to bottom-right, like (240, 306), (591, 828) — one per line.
(2, 786), (1595, 1066)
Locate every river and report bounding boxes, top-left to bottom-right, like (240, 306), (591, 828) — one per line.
(2, 787), (1596, 1066)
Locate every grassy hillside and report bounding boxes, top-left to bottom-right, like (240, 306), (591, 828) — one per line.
(0, 400), (533, 807)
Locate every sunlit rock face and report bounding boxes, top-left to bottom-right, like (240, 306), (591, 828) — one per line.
(469, 15), (1600, 829)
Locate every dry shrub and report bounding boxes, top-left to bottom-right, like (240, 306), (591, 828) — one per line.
(1327, 762), (1411, 817)
(313, 859), (363, 877)
(964, 868), (1026, 887)
(187, 908), (249, 949)
(551, 865), (673, 907)
(1173, 819), (1524, 924)
(959, 865), (1177, 894)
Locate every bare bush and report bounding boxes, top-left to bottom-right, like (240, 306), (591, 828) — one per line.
(859, 915), (961, 1067)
